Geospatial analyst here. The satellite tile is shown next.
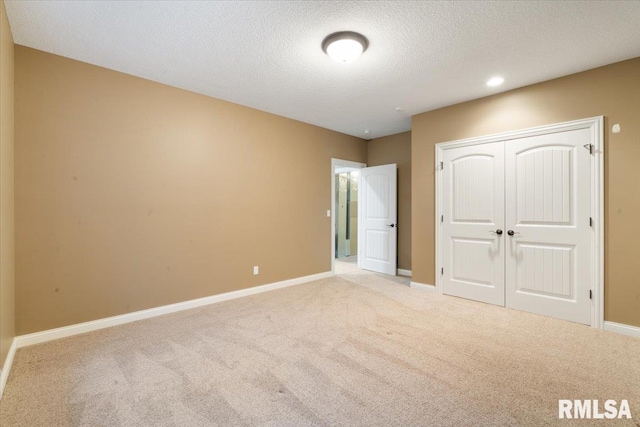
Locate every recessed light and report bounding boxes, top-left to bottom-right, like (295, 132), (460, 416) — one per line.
(487, 76), (504, 87)
(322, 31), (368, 63)
(363, 129), (371, 134)
(394, 107), (404, 112)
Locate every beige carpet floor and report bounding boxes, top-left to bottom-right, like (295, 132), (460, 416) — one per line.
(1, 262), (639, 426)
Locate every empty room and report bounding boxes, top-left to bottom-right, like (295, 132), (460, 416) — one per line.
(1, 1), (639, 425)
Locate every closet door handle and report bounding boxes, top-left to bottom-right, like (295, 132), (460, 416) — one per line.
(490, 229), (503, 235)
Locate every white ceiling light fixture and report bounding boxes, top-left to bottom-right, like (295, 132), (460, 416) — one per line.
(487, 76), (505, 87)
(322, 31), (369, 63)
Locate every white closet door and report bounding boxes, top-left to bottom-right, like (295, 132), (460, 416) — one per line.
(505, 129), (592, 325)
(359, 164), (397, 275)
(442, 142), (505, 306)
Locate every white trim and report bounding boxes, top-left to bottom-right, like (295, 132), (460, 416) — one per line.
(435, 144), (443, 295)
(14, 271), (333, 349)
(0, 338), (17, 399)
(434, 117), (604, 150)
(604, 321), (640, 339)
(410, 281), (437, 292)
(591, 117), (605, 330)
(435, 116), (604, 328)
(397, 269), (412, 277)
(331, 158), (366, 274)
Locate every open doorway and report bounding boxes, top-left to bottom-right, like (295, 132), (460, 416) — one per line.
(335, 169), (359, 265)
(331, 159), (365, 274)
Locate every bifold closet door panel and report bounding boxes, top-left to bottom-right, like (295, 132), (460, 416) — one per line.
(504, 129), (592, 325)
(441, 142), (505, 306)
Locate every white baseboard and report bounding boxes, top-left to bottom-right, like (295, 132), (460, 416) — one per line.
(410, 281), (437, 292)
(397, 269), (412, 277)
(15, 271), (333, 350)
(604, 321), (640, 339)
(0, 338), (17, 399)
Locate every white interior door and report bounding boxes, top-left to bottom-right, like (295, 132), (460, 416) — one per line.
(359, 164), (397, 275)
(442, 142), (505, 305)
(505, 129), (592, 324)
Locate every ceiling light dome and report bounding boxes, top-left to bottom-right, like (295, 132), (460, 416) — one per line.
(322, 31), (368, 63)
(487, 76), (505, 87)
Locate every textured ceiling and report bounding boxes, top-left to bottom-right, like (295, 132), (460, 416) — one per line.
(5, 1), (640, 139)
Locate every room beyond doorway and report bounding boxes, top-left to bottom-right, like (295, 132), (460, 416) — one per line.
(335, 170), (359, 260)
(335, 255), (358, 275)
(331, 159), (366, 275)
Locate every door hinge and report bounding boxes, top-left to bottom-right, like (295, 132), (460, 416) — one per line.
(589, 290), (592, 300)
(589, 217), (593, 227)
(439, 161), (443, 171)
(583, 144), (594, 155)
(441, 214), (444, 223)
(441, 267), (444, 275)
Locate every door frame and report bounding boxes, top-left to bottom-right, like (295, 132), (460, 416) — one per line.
(331, 158), (366, 274)
(435, 116), (604, 329)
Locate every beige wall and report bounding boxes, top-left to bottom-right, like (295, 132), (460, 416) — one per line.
(15, 46), (367, 335)
(367, 132), (411, 271)
(0, 0), (15, 366)
(412, 58), (640, 327)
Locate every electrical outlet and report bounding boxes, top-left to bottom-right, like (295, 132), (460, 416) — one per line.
(253, 266), (259, 275)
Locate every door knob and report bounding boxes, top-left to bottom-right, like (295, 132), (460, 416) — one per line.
(388, 224), (396, 228)
(489, 229), (503, 235)
(507, 230), (517, 236)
